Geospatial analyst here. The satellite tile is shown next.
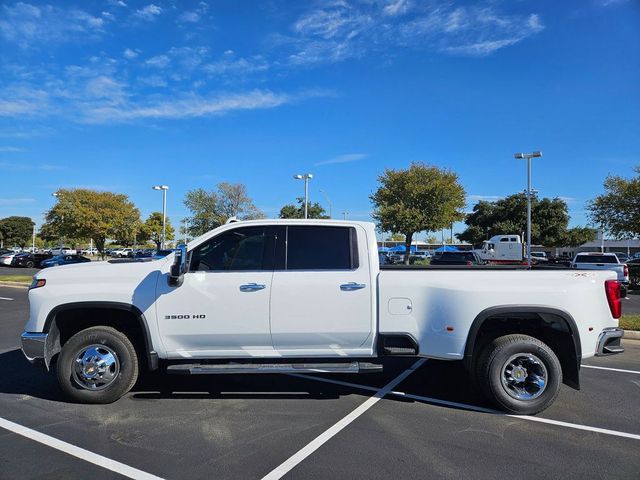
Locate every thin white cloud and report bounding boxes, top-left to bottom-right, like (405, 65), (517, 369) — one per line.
(145, 55), (170, 68)
(82, 90), (297, 123)
(280, 2), (545, 64)
(123, 48), (139, 59)
(0, 2), (106, 47)
(383, 0), (411, 17)
(179, 11), (201, 23)
(315, 153), (368, 166)
(0, 198), (35, 206)
(135, 4), (162, 21)
(204, 52), (269, 76)
(0, 147), (24, 152)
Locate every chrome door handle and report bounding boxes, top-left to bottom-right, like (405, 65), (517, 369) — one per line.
(239, 283), (266, 292)
(340, 282), (366, 291)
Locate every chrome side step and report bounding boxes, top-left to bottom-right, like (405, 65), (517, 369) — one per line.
(166, 361), (383, 375)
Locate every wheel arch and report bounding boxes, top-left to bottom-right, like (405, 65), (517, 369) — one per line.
(42, 301), (158, 372)
(464, 305), (582, 390)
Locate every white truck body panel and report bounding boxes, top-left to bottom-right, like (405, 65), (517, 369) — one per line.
(378, 269), (615, 361)
(25, 220), (619, 365)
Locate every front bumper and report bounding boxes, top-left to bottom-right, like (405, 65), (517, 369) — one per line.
(20, 332), (48, 365)
(596, 327), (624, 356)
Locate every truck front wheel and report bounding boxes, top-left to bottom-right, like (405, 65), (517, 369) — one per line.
(56, 326), (139, 404)
(476, 334), (562, 415)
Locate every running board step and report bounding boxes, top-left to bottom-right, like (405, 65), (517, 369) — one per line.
(166, 361), (383, 375)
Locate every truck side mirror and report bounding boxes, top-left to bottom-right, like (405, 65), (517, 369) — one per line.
(168, 244), (188, 287)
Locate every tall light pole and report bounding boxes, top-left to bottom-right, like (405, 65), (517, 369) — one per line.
(319, 189), (332, 218)
(514, 151), (542, 267)
(152, 185), (169, 249)
(51, 191), (64, 246)
(342, 211), (349, 220)
(293, 174), (313, 218)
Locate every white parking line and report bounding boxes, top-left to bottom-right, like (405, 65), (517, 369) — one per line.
(0, 417), (165, 480)
(0, 296), (14, 301)
(582, 365), (640, 375)
(262, 358), (427, 480)
(291, 373), (640, 441)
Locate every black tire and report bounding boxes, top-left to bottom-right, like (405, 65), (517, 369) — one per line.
(476, 334), (562, 415)
(26, 261), (34, 268)
(56, 326), (139, 404)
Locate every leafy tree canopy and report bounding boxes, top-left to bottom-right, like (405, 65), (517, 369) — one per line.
(184, 182), (264, 237)
(457, 193), (595, 247)
(141, 212), (175, 249)
(0, 216), (34, 248)
(370, 162), (466, 263)
(42, 189), (141, 255)
(279, 198), (329, 219)
(587, 166), (640, 239)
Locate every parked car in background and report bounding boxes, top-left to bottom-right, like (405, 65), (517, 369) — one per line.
(571, 252), (629, 283)
(0, 252), (19, 266)
(111, 248), (133, 258)
(378, 252), (390, 265)
(430, 251), (485, 266)
(133, 250), (154, 259)
(615, 253), (631, 263)
(530, 252), (549, 263)
(51, 246), (77, 255)
(0, 249), (12, 256)
(11, 252), (53, 268)
(80, 247), (99, 255)
(40, 255), (91, 268)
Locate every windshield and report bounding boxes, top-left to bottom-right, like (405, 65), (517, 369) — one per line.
(575, 255), (618, 264)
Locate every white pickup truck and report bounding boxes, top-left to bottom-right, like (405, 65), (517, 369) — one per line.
(20, 220), (625, 415)
(571, 252), (629, 284)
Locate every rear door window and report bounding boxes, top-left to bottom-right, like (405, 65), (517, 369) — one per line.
(286, 226), (358, 270)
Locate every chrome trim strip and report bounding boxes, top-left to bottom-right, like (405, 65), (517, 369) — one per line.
(596, 327), (624, 356)
(20, 332), (48, 362)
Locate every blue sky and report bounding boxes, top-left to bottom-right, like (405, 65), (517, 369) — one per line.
(1, 0), (638, 239)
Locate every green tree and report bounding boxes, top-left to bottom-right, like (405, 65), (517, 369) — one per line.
(370, 162), (466, 264)
(142, 212), (175, 250)
(587, 167), (640, 239)
(385, 233), (406, 242)
(184, 183), (264, 236)
(42, 189), (141, 257)
(279, 198), (329, 219)
(0, 216), (34, 248)
(457, 193), (596, 247)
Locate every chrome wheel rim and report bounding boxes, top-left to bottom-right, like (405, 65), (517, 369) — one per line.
(500, 353), (547, 401)
(72, 344), (120, 391)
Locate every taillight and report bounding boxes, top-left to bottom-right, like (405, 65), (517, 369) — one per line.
(29, 278), (46, 290)
(624, 264), (629, 278)
(605, 280), (622, 319)
(466, 261), (472, 265)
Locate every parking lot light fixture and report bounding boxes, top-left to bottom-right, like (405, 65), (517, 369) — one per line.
(293, 174), (313, 219)
(514, 151), (542, 268)
(152, 185), (169, 249)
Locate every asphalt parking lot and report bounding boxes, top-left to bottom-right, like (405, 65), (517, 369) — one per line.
(1, 286), (639, 479)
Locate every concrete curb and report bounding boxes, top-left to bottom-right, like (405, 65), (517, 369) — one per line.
(624, 330), (640, 340)
(0, 281), (29, 289)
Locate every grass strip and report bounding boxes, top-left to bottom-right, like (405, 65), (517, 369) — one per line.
(620, 314), (640, 331)
(0, 275), (32, 283)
